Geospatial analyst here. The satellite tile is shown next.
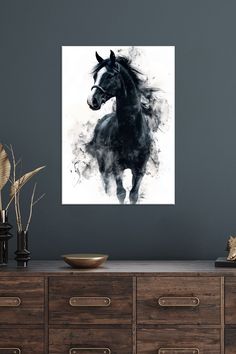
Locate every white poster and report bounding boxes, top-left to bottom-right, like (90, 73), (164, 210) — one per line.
(62, 46), (175, 204)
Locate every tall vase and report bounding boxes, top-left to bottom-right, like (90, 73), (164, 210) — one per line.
(0, 210), (12, 265)
(15, 230), (31, 267)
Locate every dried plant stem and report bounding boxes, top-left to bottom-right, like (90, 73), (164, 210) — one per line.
(25, 183), (36, 232)
(16, 190), (22, 231)
(0, 191), (2, 210)
(7, 145), (45, 232)
(5, 195), (14, 211)
(10, 145), (22, 232)
(5, 160), (22, 211)
(17, 159), (23, 231)
(33, 193), (45, 206)
(0, 144), (11, 209)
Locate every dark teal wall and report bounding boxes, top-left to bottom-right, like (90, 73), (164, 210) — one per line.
(1, 0), (235, 260)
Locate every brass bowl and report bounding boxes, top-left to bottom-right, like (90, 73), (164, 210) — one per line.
(62, 253), (108, 269)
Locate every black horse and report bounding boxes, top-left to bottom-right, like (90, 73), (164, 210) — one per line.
(87, 50), (157, 204)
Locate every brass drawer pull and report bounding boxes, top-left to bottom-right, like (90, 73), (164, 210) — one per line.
(158, 348), (199, 354)
(69, 297), (111, 307)
(0, 349), (21, 354)
(158, 296), (200, 307)
(69, 348), (111, 354)
(0, 297), (21, 307)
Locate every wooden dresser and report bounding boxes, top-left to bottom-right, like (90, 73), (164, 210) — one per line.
(0, 260), (236, 354)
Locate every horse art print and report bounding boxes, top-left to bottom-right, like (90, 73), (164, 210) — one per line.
(62, 46), (175, 204)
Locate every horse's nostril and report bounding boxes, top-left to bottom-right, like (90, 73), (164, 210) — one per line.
(92, 97), (99, 108)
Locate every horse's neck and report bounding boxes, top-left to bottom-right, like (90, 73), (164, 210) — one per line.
(116, 70), (142, 128)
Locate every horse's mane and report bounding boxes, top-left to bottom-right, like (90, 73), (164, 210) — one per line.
(92, 55), (168, 132)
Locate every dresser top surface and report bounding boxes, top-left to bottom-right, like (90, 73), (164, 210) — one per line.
(0, 260), (236, 276)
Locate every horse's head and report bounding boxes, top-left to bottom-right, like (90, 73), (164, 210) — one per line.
(87, 50), (123, 110)
(227, 236), (236, 261)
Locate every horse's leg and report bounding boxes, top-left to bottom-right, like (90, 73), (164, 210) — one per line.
(101, 171), (110, 193)
(96, 153), (110, 194)
(113, 169), (126, 204)
(130, 170), (144, 204)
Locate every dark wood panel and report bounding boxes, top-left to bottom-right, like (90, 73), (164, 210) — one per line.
(0, 262), (229, 354)
(49, 276), (133, 324)
(137, 328), (221, 354)
(225, 278), (236, 324)
(49, 328), (132, 354)
(0, 328), (44, 354)
(1, 260), (236, 277)
(0, 277), (44, 324)
(137, 277), (221, 324)
(225, 327), (236, 354)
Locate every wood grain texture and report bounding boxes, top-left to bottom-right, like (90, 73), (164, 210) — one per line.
(220, 277), (224, 354)
(137, 328), (221, 354)
(133, 276), (137, 354)
(0, 276), (44, 324)
(225, 277), (236, 324)
(1, 260), (236, 277)
(0, 328), (44, 354)
(0, 261), (230, 353)
(49, 276), (133, 324)
(49, 328), (132, 354)
(44, 277), (49, 354)
(137, 277), (221, 325)
(225, 327), (236, 354)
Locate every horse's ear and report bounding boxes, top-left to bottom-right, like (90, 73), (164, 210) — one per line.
(95, 51), (104, 63)
(110, 50), (116, 65)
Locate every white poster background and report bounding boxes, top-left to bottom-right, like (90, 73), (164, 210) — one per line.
(62, 46), (175, 204)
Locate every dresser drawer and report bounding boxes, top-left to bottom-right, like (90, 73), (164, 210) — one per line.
(225, 327), (236, 354)
(0, 277), (44, 324)
(137, 277), (221, 324)
(49, 276), (133, 324)
(137, 328), (220, 354)
(49, 328), (132, 354)
(0, 328), (44, 354)
(225, 278), (236, 324)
